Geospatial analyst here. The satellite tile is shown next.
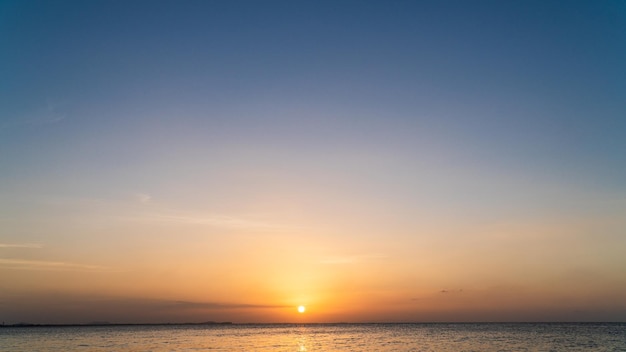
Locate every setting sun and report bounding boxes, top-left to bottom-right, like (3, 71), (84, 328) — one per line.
(297, 305), (306, 313)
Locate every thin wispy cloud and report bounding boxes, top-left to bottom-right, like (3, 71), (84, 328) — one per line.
(0, 258), (111, 272)
(30, 194), (290, 232)
(0, 243), (44, 249)
(134, 193), (152, 204)
(0, 99), (67, 129)
(126, 193), (255, 226)
(125, 192), (286, 230)
(38, 99), (68, 125)
(40, 193), (290, 231)
(143, 213), (275, 229)
(320, 253), (387, 265)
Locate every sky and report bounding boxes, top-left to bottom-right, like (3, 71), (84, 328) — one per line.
(1, 0), (625, 324)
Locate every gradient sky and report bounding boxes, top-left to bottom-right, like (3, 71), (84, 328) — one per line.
(1, 0), (625, 324)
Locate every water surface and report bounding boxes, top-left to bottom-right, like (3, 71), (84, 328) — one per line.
(1, 323), (625, 351)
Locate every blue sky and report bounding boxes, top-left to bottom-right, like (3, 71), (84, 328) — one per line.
(3, 0), (625, 186)
(1, 0), (625, 323)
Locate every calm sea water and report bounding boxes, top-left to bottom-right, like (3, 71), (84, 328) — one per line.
(1, 323), (625, 351)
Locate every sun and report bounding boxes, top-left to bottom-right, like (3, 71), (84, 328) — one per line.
(297, 305), (306, 313)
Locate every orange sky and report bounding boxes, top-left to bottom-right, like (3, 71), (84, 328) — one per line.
(2, 191), (625, 323)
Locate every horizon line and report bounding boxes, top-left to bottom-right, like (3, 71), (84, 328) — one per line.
(3, 321), (625, 327)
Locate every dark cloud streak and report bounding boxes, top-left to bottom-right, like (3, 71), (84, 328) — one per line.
(0, 293), (290, 324)
(170, 300), (289, 310)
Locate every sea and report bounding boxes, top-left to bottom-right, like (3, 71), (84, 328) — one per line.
(1, 323), (625, 351)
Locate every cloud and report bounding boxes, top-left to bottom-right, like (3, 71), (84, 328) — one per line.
(30, 194), (295, 232)
(0, 258), (110, 272)
(1, 99), (67, 129)
(0, 295), (292, 324)
(31, 297), (290, 312)
(320, 253), (387, 264)
(439, 288), (464, 294)
(131, 212), (284, 231)
(166, 301), (290, 310)
(135, 193), (152, 204)
(0, 243), (44, 249)
(0, 242), (115, 273)
(34, 99), (68, 125)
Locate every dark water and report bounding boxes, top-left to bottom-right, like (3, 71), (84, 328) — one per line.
(1, 323), (625, 351)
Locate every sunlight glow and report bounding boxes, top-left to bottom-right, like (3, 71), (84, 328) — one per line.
(298, 305), (306, 313)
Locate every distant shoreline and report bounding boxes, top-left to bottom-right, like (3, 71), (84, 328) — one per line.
(0, 321), (233, 328)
